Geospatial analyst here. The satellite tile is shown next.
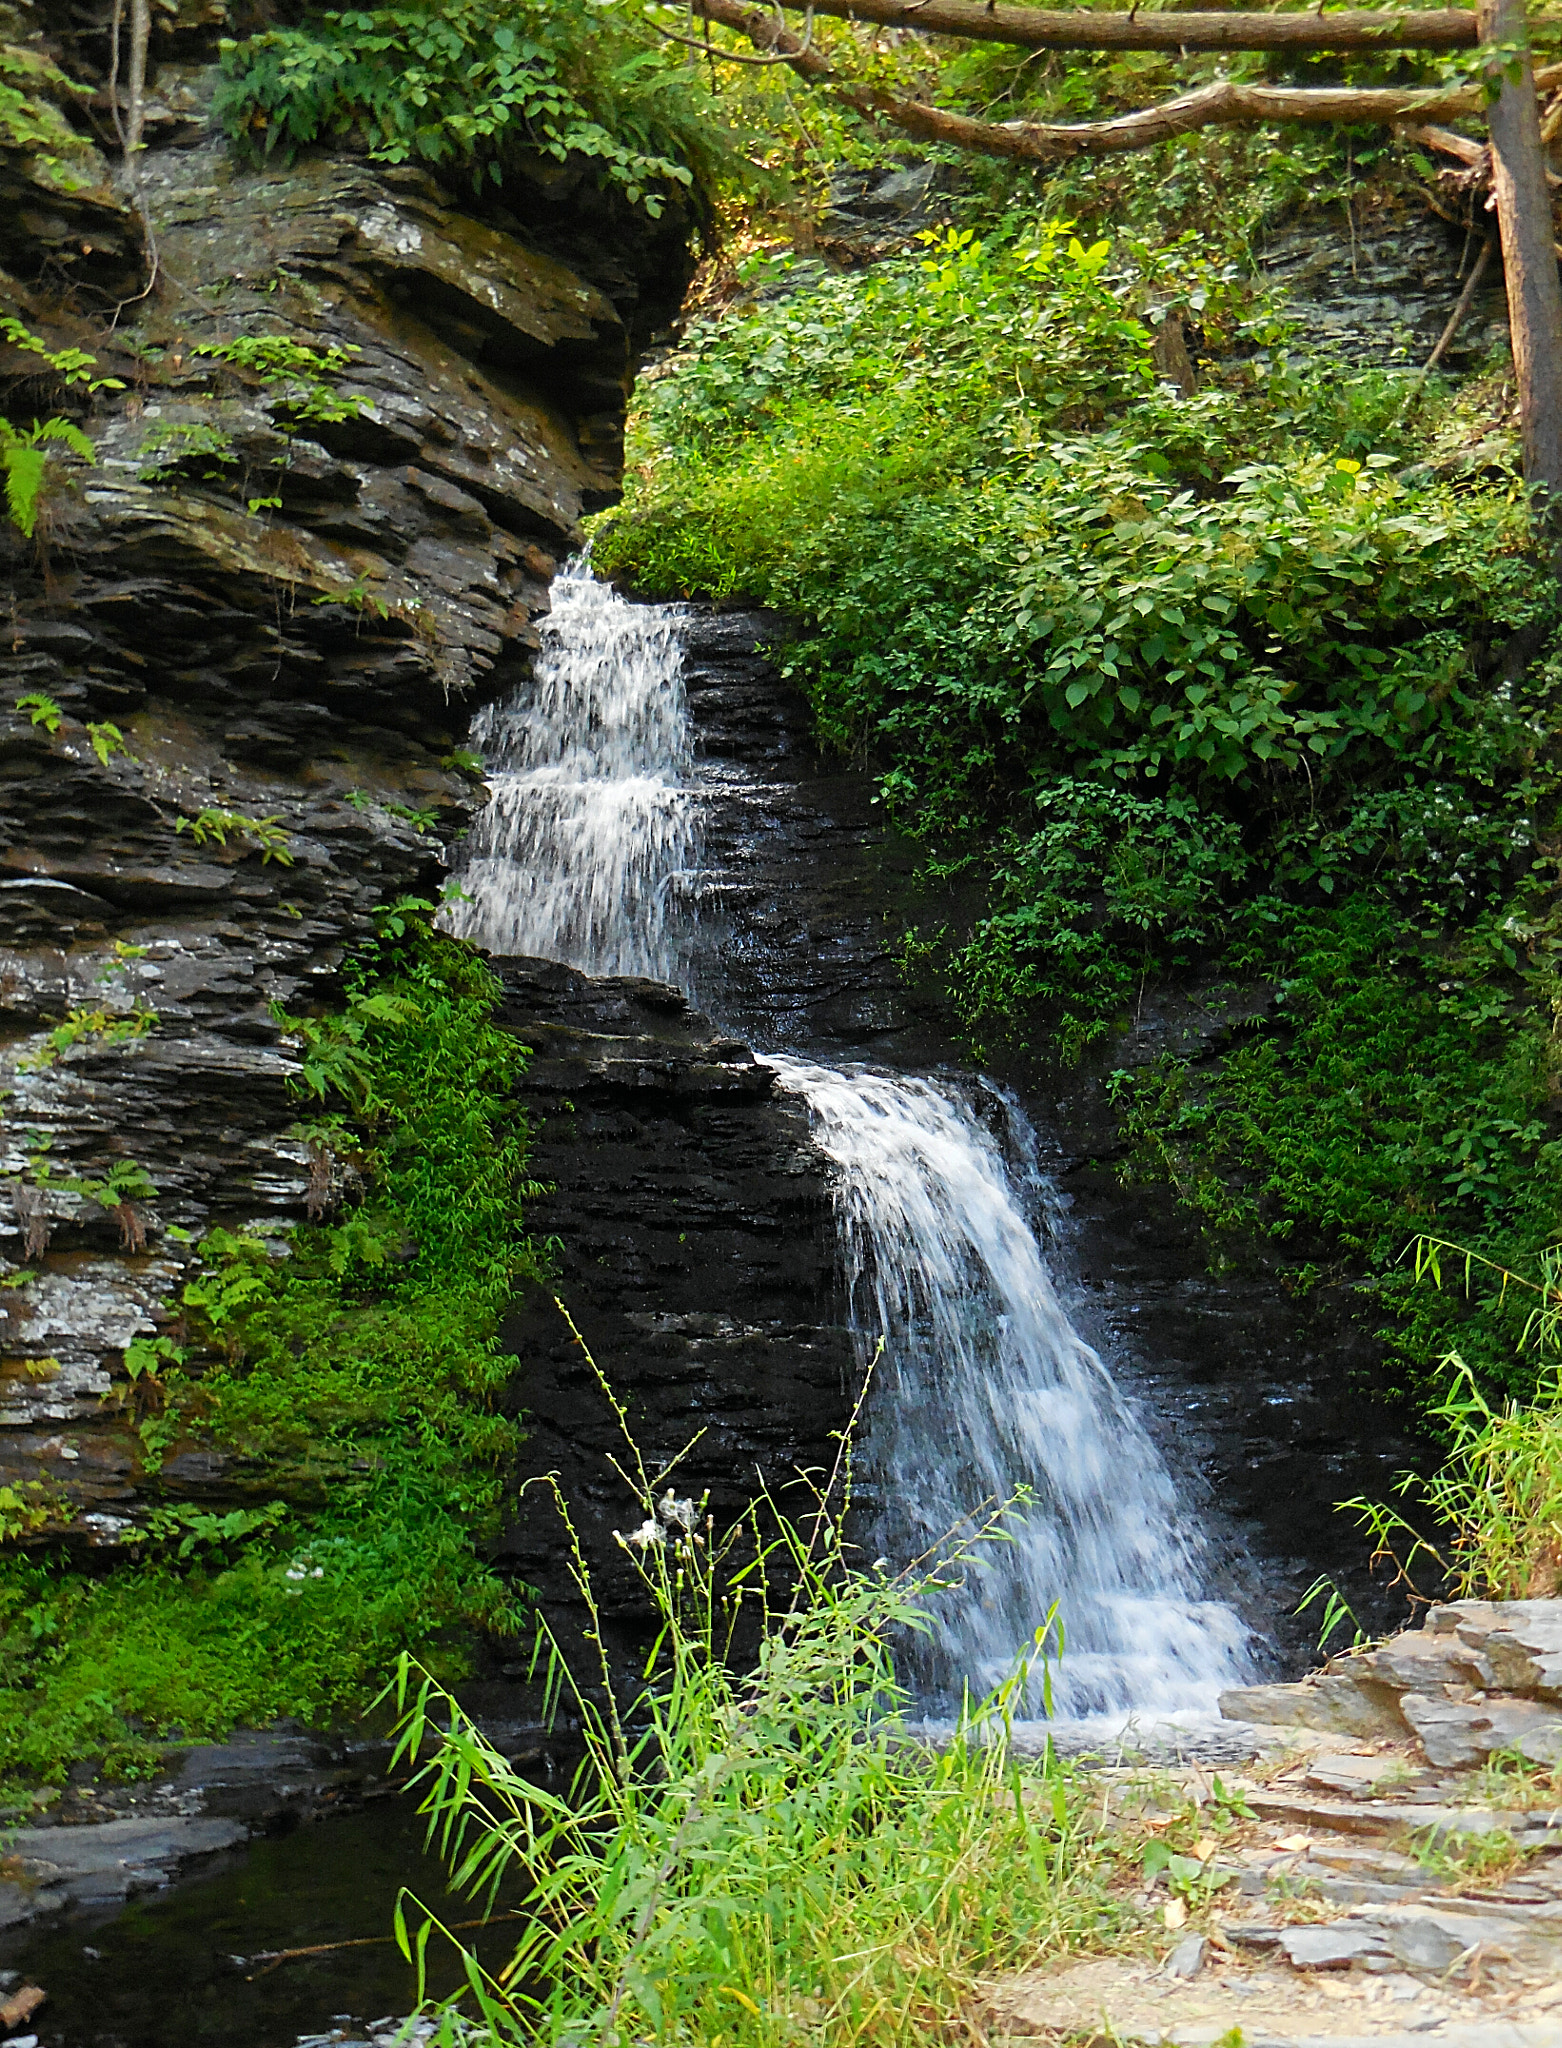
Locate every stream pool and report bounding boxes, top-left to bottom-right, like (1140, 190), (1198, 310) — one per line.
(0, 1799), (516, 2048)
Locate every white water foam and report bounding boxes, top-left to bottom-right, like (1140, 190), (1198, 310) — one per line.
(446, 564), (697, 980)
(767, 1057), (1253, 1719)
(454, 563), (1254, 1722)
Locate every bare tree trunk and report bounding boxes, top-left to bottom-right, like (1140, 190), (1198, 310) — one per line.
(106, 0), (159, 310)
(1480, 0), (1562, 515)
(126, 0), (150, 159)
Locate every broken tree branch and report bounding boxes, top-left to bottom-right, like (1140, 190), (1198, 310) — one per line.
(692, 0), (1562, 161)
(1424, 229), (1498, 370)
(700, 0), (1528, 52)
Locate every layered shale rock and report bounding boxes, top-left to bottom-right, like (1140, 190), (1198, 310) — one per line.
(1223, 1598), (1562, 1768)
(0, 0), (694, 1538)
(492, 958), (858, 1685)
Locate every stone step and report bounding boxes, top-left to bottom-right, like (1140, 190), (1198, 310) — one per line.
(1248, 1790), (1562, 1846)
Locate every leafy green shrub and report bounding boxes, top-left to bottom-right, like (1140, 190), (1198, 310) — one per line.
(949, 780), (1248, 1055)
(215, 0), (738, 214)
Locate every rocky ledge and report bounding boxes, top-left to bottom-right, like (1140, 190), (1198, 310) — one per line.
(491, 957), (859, 1691)
(989, 1600), (1562, 2045)
(1224, 1598), (1562, 1769)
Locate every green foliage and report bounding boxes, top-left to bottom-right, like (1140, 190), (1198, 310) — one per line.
(175, 807), (293, 864)
(0, 923), (543, 1786)
(1110, 895), (1562, 1399)
(2, 317), (119, 537)
(0, 1483), (60, 1543)
(0, 316), (122, 396)
(598, 214), (1562, 1404)
(601, 227), (1539, 807)
(86, 721), (130, 767)
(214, 0), (740, 215)
(135, 419), (241, 484)
(0, 414), (94, 537)
(390, 1333), (1126, 2047)
(193, 333), (364, 427)
(15, 691), (61, 733)
(948, 780), (1248, 1057)
(1343, 1350), (1562, 1603)
(270, 987), (424, 1112)
(1339, 1243), (1562, 1602)
(386, 801), (438, 834)
(19, 1004), (158, 1072)
(0, 44), (104, 197)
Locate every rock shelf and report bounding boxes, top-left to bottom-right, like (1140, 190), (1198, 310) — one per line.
(987, 1599), (1562, 2044)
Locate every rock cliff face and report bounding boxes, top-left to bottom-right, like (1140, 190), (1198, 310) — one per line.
(0, 0), (694, 1535)
(491, 959), (857, 1682)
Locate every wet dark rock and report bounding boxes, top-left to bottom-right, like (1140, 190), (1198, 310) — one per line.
(492, 957), (858, 1692)
(0, 1815), (246, 1928)
(0, 21), (695, 1544)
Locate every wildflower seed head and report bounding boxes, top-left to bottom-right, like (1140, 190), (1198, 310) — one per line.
(657, 1489), (696, 1533)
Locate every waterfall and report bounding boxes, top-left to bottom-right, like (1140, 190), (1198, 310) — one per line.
(446, 564), (697, 980)
(768, 1058), (1251, 1718)
(454, 564), (1252, 1721)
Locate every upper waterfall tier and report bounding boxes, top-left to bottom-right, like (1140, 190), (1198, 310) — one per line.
(449, 567), (698, 981)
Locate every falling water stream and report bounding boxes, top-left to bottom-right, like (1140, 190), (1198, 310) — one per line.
(451, 566), (1253, 1722)
(447, 565), (698, 981)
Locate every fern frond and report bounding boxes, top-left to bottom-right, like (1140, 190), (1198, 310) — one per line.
(3, 446), (46, 538)
(30, 417), (95, 462)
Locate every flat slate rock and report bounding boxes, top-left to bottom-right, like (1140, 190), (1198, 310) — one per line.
(0, 1814), (245, 1923)
(1428, 1603), (1562, 1704)
(1400, 1691), (1562, 1769)
(1220, 1678), (1407, 1739)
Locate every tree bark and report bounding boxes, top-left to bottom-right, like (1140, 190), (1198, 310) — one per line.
(747, 0), (1492, 54)
(693, 0), (1562, 159)
(126, 0), (149, 158)
(1479, 0), (1562, 511)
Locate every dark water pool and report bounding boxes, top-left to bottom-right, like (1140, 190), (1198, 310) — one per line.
(0, 1799), (518, 2048)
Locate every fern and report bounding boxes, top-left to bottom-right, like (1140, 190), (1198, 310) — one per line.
(1, 416), (94, 538)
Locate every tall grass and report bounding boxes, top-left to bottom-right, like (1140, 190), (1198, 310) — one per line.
(1341, 1238), (1562, 1603)
(388, 1308), (1125, 2046)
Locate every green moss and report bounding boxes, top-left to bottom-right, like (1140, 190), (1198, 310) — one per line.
(0, 918), (541, 1788)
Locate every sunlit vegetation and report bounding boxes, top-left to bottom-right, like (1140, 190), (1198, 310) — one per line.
(391, 1342), (1201, 2047)
(597, 180), (1562, 1412)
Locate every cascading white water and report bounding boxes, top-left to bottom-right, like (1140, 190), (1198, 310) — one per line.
(767, 1058), (1252, 1718)
(456, 564), (1253, 1721)
(446, 564), (697, 980)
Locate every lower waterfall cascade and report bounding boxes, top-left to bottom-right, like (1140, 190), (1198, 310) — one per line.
(451, 565), (1255, 1720)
